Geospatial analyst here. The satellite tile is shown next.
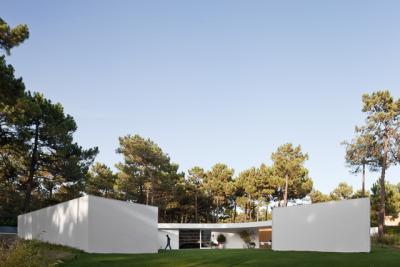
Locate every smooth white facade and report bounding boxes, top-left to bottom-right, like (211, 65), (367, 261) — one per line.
(18, 195), (158, 254)
(272, 198), (370, 252)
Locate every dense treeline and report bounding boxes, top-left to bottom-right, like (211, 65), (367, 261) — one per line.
(1, 18), (399, 231)
(85, 135), (313, 223)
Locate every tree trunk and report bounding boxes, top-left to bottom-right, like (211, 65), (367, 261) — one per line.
(249, 195), (252, 222)
(146, 188), (149, 205)
(257, 199), (260, 222)
(362, 159), (365, 198)
(284, 174), (289, 207)
(146, 168), (155, 205)
(216, 197), (219, 223)
(24, 121), (39, 213)
(195, 190), (198, 223)
(234, 201), (237, 223)
(378, 136), (389, 237)
(244, 203), (247, 223)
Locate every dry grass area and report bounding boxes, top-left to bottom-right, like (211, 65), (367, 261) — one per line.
(0, 238), (81, 267)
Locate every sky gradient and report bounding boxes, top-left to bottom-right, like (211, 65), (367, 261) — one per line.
(2, 0), (400, 194)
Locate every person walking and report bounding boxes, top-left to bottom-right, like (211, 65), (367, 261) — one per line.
(165, 235), (171, 250)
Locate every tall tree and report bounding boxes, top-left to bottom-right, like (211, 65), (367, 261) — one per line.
(271, 143), (312, 207)
(116, 134), (170, 205)
(203, 163), (234, 223)
(342, 130), (380, 197)
(361, 91), (400, 236)
(0, 17), (29, 55)
(23, 93), (98, 212)
(187, 166), (205, 223)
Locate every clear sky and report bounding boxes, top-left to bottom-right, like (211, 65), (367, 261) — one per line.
(2, 0), (400, 194)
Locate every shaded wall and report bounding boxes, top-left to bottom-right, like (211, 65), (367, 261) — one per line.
(87, 196), (158, 253)
(18, 196), (89, 251)
(18, 196), (159, 254)
(272, 198), (370, 252)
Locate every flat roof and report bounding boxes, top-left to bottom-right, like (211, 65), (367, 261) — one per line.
(158, 221), (271, 230)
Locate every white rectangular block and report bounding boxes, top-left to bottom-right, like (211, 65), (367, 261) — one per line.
(18, 196), (158, 254)
(272, 198), (370, 252)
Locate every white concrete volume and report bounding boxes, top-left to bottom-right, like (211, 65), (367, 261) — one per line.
(18, 195), (158, 254)
(272, 198), (370, 252)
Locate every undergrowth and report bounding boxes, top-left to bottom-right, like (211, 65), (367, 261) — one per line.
(0, 238), (81, 267)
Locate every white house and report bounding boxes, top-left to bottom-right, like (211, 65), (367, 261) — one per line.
(18, 196), (370, 253)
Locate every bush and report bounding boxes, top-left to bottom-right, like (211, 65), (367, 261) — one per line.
(384, 226), (400, 235)
(217, 234), (226, 244)
(371, 233), (400, 247)
(0, 216), (17, 226)
(238, 230), (255, 244)
(0, 238), (81, 267)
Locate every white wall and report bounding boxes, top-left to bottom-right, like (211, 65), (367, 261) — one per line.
(272, 198), (370, 252)
(18, 196), (159, 254)
(18, 196), (89, 251)
(87, 196), (158, 253)
(158, 230), (179, 250)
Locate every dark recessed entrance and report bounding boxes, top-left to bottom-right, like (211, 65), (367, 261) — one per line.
(179, 230), (200, 249)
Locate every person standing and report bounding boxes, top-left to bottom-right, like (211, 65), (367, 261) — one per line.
(165, 235), (171, 250)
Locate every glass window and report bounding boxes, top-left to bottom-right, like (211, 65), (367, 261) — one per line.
(201, 230), (212, 248)
(179, 230), (200, 249)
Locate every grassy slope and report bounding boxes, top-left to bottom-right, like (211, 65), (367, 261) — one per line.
(61, 247), (400, 267)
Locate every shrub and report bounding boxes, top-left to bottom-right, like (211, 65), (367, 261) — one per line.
(384, 226), (400, 235)
(217, 234), (226, 244)
(0, 238), (45, 267)
(0, 238), (81, 267)
(238, 230), (255, 244)
(371, 233), (400, 248)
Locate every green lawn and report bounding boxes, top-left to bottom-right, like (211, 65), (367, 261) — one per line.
(60, 247), (400, 267)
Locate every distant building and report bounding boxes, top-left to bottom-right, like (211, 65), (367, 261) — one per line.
(385, 214), (400, 226)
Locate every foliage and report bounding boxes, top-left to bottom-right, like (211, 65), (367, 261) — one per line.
(236, 164), (274, 222)
(271, 143), (312, 207)
(330, 182), (353, 200)
(217, 234), (226, 244)
(0, 215), (17, 226)
(384, 226), (400, 235)
(309, 189), (330, 203)
(342, 129), (380, 197)
(86, 162), (117, 198)
(203, 163), (235, 223)
(370, 179), (400, 227)
(238, 230), (255, 244)
(115, 134), (171, 205)
(0, 17), (29, 55)
(371, 233), (400, 248)
(0, 238), (81, 267)
(360, 91), (400, 236)
(0, 17), (98, 215)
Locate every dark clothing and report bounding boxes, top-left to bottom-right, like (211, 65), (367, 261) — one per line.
(165, 236), (171, 250)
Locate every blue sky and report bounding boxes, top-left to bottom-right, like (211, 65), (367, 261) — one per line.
(2, 0), (400, 194)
